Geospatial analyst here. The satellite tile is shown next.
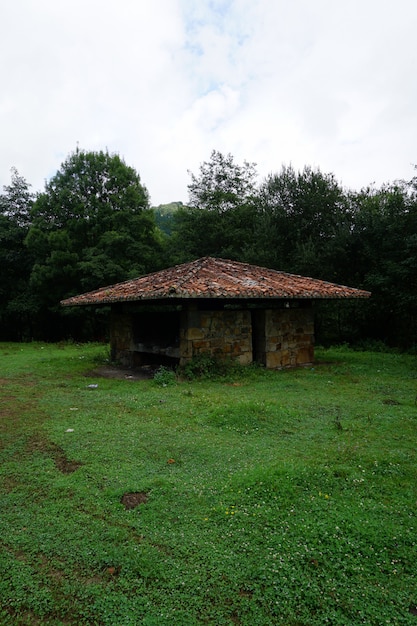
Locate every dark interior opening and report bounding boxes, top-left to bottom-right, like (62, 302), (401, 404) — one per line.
(132, 310), (181, 366)
(131, 351), (179, 368)
(251, 310), (266, 365)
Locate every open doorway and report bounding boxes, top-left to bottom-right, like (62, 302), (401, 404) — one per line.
(132, 310), (181, 366)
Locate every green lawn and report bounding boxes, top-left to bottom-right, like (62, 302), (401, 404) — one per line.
(1, 343), (417, 625)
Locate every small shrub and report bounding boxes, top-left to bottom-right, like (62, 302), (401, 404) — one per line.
(153, 365), (177, 386)
(179, 353), (242, 380)
(180, 353), (219, 380)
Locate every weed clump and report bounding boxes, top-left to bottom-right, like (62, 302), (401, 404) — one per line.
(179, 353), (245, 381)
(153, 365), (177, 386)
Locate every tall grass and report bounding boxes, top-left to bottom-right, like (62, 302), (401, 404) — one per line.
(1, 343), (416, 625)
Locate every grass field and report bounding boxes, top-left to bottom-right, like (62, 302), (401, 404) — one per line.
(1, 342), (417, 625)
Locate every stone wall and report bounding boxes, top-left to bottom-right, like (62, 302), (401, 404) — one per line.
(179, 305), (253, 365)
(110, 303), (315, 369)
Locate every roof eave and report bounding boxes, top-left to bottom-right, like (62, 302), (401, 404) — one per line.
(61, 292), (371, 307)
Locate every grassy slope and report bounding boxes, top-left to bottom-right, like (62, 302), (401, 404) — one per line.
(0, 343), (416, 625)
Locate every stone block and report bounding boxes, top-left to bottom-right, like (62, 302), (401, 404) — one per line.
(192, 340), (210, 350)
(237, 352), (253, 365)
(280, 350), (292, 367)
(265, 351), (284, 369)
(186, 327), (204, 340)
(296, 346), (314, 365)
(298, 334), (313, 344)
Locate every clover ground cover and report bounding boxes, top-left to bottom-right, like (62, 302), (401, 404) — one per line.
(1, 343), (416, 625)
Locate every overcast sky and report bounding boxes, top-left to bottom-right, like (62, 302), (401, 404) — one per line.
(1, 0), (416, 205)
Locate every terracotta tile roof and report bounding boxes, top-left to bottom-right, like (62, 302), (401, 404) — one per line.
(61, 257), (371, 306)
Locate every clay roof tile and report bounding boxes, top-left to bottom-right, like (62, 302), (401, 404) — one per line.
(61, 257), (371, 306)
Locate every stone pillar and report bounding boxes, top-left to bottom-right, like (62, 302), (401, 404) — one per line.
(110, 307), (134, 366)
(264, 306), (314, 368)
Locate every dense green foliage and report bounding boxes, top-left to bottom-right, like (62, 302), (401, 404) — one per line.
(0, 169), (35, 339)
(1, 343), (417, 624)
(167, 151), (258, 263)
(169, 155), (417, 349)
(1, 150), (163, 340)
(1, 149), (417, 347)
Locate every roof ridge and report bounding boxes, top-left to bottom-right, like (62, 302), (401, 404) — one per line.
(165, 257), (208, 293)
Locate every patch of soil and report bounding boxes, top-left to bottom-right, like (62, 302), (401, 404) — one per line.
(26, 434), (83, 474)
(54, 453), (82, 474)
(120, 491), (148, 510)
(85, 366), (155, 381)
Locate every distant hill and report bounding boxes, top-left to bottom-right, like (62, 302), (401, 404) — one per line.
(152, 201), (186, 235)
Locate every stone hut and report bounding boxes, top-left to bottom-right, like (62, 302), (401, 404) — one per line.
(61, 257), (370, 369)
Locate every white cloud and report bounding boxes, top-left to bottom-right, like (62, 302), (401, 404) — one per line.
(1, 0), (416, 205)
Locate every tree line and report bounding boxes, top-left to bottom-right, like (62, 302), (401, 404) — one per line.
(1, 148), (416, 349)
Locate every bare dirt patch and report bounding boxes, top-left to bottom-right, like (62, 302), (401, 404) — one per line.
(26, 434), (83, 474)
(120, 492), (148, 510)
(85, 366), (154, 381)
(382, 398), (401, 405)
